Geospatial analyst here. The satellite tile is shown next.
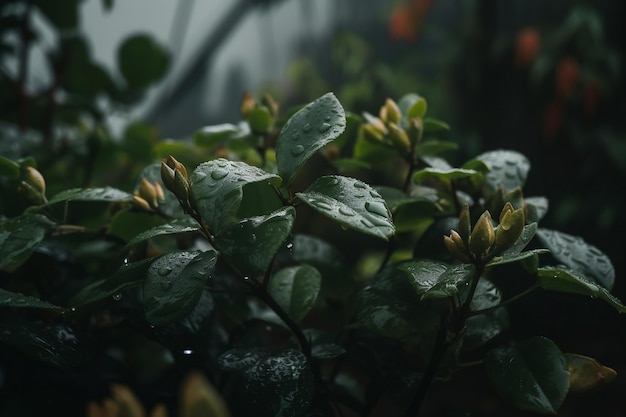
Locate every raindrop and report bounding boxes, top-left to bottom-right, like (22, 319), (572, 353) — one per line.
(338, 207), (355, 216)
(160, 281), (173, 291)
(182, 349), (194, 355)
(318, 123), (332, 133)
(286, 241), (294, 251)
(324, 177), (340, 186)
(353, 181), (367, 189)
(303, 123), (312, 133)
(324, 115), (331, 122)
(193, 172), (207, 182)
(122, 258), (129, 266)
(311, 199), (332, 211)
(360, 219), (374, 228)
(365, 201), (388, 217)
(158, 267), (172, 276)
(211, 169), (229, 180)
(291, 145), (305, 156)
(112, 293), (122, 301)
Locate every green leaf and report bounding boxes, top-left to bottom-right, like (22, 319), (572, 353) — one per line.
(401, 260), (475, 299)
(485, 336), (570, 414)
(190, 158), (281, 234)
(193, 123), (239, 149)
(476, 150), (530, 195)
(536, 228), (614, 290)
(422, 117), (451, 133)
(44, 187), (134, 206)
(536, 266), (626, 313)
(68, 258), (153, 307)
(217, 348), (314, 417)
(276, 92), (346, 185)
(267, 265), (322, 322)
(397, 93), (424, 128)
(107, 209), (166, 243)
(117, 34), (170, 90)
(354, 263), (442, 340)
(215, 207), (295, 277)
(0, 288), (63, 310)
(502, 222), (538, 256)
(464, 307), (508, 351)
(417, 140), (458, 157)
(0, 155), (20, 179)
(407, 95), (428, 119)
(412, 167), (482, 184)
(297, 175), (394, 240)
(0, 213), (54, 272)
(122, 217), (199, 252)
(0, 322), (91, 368)
(487, 249), (550, 268)
(525, 196), (549, 223)
(144, 250), (216, 325)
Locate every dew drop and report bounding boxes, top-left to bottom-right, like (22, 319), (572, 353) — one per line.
(286, 241), (294, 251)
(324, 115), (331, 122)
(182, 349), (194, 355)
(158, 267), (172, 276)
(318, 123), (332, 133)
(353, 181), (367, 189)
(365, 201), (388, 217)
(360, 219), (374, 228)
(338, 207), (355, 216)
(325, 177), (340, 186)
(303, 123), (312, 133)
(291, 145), (305, 156)
(211, 169), (228, 180)
(112, 293), (122, 301)
(311, 199), (332, 211)
(160, 281), (172, 291)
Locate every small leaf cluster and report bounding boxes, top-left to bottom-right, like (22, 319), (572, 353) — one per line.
(0, 91), (622, 417)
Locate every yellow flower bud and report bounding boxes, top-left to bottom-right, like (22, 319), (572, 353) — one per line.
(387, 122), (411, 151)
(161, 160), (176, 192)
(360, 123), (385, 143)
(174, 168), (190, 203)
(132, 195), (152, 211)
(24, 166), (46, 195)
(138, 177), (158, 208)
(495, 204), (525, 253)
(469, 210), (495, 258)
(444, 230), (471, 262)
(240, 91), (256, 118)
(262, 93), (280, 118)
(567, 353), (617, 393)
(153, 181), (165, 201)
(165, 155), (188, 179)
(380, 98), (402, 124)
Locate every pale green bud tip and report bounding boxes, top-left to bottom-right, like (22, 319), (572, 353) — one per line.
(458, 203), (471, 244)
(132, 195), (152, 211)
(381, 98), (402, 124)
(495, 205), (525, 252)
(165, 155), (188, 179)
(161, 161), (176, 192)
(387, 122), (410, 151)
(361, 124), (385, 143)
(469, 210), (495, 257)
(444, 233), (470, 263)
(174, 168), (190, 201)
(24, 166), (46, 195)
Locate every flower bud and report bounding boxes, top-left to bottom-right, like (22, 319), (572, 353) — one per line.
(380, 98), (402, 124)
(161, 160), (176, 192)
(444, 235), (470, 263)
(495, 203), (525, 252)
(262, 93), (280, 117)
(240, 91), (256, 118)
(165, 155), (188, 179)
(469, 210), (495, 258)
(153, 181), (165, 201)
(132, 195), (152, 211)
(174, 168), (190, 203)
(387, 122), (411, 151)
(137, 178), (158, 208)
(24, 166), (46, 195)
(360, 123), (385, 143)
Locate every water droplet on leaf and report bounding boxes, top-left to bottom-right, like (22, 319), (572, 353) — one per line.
(291, 145), (305, 156)
(303, 123), (312, 133)
(211, 169), (229, 180)
(158, 267), (172, 276)
(318, 123), (332, 133)
(160, 281), (172, 291)
(112, 293), (122, 301)
(365, 201), (388, 217)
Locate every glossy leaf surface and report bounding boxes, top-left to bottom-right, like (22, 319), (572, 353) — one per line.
(276, 92), (346, 185)
(297, 175), (394, 240)
(401, 260), (475, 299)
(0, 288), (63, 310)
(485, 336), (570, 414)
(144, 250), (216, 325)
(217, 348), (314, 417)
(537, 228), (614, 290)
(190, 158), (281, 234)
(267, 265), (321, 322)
(0, 213), (54, 272)
(44, 187), (133, 206)
(476, 150), (530, 194)
(215, 207), (295, 278)
(122, 217), (199, 252)
(536, 266), (626, 313)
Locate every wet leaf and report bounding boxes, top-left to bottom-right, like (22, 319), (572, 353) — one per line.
(215, 207), (295, 278)
(500, 222), (538, 256)
(417, 140), (458, 157)
(68, 258), (153, 307)
(217, 348), (314, 417)
(267, 265), (321, 322)
(422, 118), (451, 133)
(412, 167), (482, 184)
(190, 158), (281, 234)
(276, 92), (346, 185)
(0, 288), (63, 310)
(297, 175), (394, 240)
(463, 308), (509, 351)
(536, 266), (626, 313)
(122, 217), (199, 252)
(44, 187), (133, 206)
(0, 322), (91, 368)
(525, 196), (549, 223)
(401, 260), (475, 299)
(485, 336), (570, 414)
(487, 249), (550, 268)
(144, 250), (216, 325)
(537, 228), (614, 290)
(0, 155), (20, 179)
(193, 123), (239, 149)
(476, 150), (530, 195)
(0, 213), (54, 272)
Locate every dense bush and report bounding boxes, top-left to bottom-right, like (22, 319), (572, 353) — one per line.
(1, 91), (621, 417)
